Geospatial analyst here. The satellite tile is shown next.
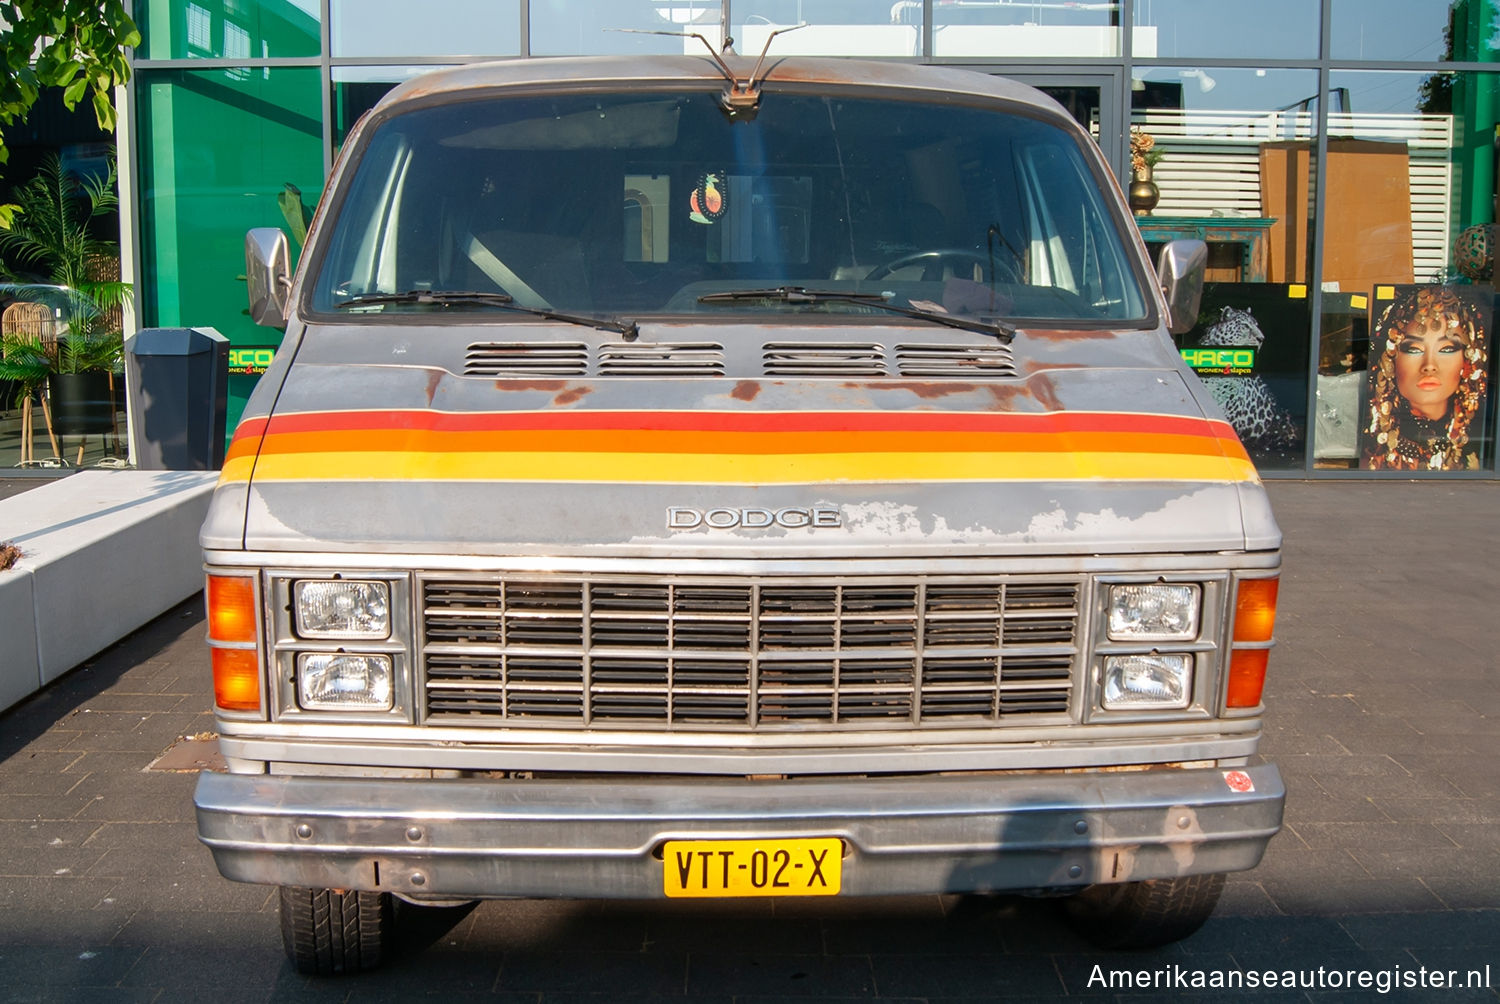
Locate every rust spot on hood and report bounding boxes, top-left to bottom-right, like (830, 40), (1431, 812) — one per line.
(1026, 374), (1065, 412)
(730, 380), (762, 401)
(850, 382), (979, 399)
(494, 380), (567, 392)
(1023, 326), (1119, 342)
(553, 386), (593, 406)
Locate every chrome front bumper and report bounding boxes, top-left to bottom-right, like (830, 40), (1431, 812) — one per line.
(195, 765), (1283, 899)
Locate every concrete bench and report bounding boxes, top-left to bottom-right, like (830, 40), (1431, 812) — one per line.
(0, 470), (217, 711)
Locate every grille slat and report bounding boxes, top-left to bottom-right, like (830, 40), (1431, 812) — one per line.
(464, 342), (589, 376)
(894, 344), (1019, 378)
(421, 577), (1078, 728)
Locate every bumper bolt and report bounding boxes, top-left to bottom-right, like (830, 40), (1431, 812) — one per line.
(295, 824), (312, 839)
(410, 873), (426, 887)
(1068, 865), (1083, 879)
(1074, 820), (1088, 835)
(406, 827), (423, 842)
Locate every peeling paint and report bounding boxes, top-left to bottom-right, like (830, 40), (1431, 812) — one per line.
(730, 380), (761, 402)
(553, 386), (592, 406)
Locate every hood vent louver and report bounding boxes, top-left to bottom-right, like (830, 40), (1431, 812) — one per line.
(763, 342), (887, 377)
(465, 342), (589, 376)
(598, 342), (725, 376)
(895, 344), (1018, 378)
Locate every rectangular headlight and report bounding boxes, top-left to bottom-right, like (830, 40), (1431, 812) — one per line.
(1102, 654), (1192, 710)
(294, 580), (390, 639)
(297, 653), (393, 710)
(1107, 583), (1200, 641)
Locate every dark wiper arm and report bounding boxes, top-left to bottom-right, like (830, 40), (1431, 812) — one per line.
(337, 289), (517, 309)
(337, 289), (639, 339)
(697, 285), (891, 304)
(697, 286), (1015, 342)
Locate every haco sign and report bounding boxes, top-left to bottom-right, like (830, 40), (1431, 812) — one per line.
(229, 346), (278, 374)
(667, 506), (842, 530)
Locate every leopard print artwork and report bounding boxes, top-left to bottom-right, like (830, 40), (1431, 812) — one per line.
(1195, 306), (1300, 457)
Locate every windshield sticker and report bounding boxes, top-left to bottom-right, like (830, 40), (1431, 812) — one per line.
(689, 172), (726, 225)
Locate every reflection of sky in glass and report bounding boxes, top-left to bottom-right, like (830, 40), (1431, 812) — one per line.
(1331, 71), (1452, 117)
(1133, 0), (1319, 60)
(1329, 0), (1498, 61)
(332, 0), (520, 57)
(1135, 68), (1320, 116)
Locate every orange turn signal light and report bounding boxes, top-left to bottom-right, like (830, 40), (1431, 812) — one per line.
(212, 648), (262, 711)
(1226, 648), (1269, 708)
(1232, 577), (1279, 643)
(207, 575), (257, 643)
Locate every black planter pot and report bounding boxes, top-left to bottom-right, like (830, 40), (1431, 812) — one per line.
(49, 371), (116, 435)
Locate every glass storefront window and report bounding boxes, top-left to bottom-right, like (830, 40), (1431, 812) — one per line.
(934, 2), (1120, 58)
(137, 0), (321, 60)
(1314, 70), (1498, 472)
(532, 0), (723, 55)
(734, 1), (921, 57)
(136, 67), (324, 435)
(1331, 0), (1500, 63)
(332, 67), (445, 146)
(331, 0), (520, 58)
(1131, 0), (1318, 60)
(1131, 67), (1319, 471)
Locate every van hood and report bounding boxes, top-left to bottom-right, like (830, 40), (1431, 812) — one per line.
(203, 323), (1277, 559)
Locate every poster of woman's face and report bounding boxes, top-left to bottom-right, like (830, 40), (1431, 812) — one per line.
(1359, 285), (1492, 471)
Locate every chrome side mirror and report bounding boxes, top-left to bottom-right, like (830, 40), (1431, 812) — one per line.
(246, 228), (292, 328)
(1156, 239), (1207, 336)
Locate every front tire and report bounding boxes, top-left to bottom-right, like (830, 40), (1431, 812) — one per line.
(1064, 873), (1225, 949)
(279, 886), (392, 975)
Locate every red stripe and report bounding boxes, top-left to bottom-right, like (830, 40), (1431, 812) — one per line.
(243, 408), (1237, 440)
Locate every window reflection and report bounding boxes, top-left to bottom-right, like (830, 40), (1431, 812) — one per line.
(1131, 0), (1317, 60)
(138, 0), (321, 60)
(933, 0), (1121, 58)
(1331, 0), (1500, 63)
(331, 0), (519, 58)
(736, 0), (921, 56)
(1130, 68), (1319, 471)
(1313, 70), (1500, 472)
(532, 0), (722, 55)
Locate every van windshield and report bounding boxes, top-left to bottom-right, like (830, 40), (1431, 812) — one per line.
(308, 88), (1149, 326)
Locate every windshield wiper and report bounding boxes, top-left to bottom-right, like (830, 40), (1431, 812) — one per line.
(336, 290), (639, 339)
(697, 286), (1015, 342)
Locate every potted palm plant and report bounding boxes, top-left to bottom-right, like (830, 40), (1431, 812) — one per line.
(0, 154), (131, 455)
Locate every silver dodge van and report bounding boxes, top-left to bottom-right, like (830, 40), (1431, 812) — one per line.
(194, 51), (1283, 974)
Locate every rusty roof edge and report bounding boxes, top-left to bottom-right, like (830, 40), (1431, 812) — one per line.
(380, 54), (1063, 118)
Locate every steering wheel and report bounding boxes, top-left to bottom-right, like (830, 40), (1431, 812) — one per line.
(864, 248), (1020, 284)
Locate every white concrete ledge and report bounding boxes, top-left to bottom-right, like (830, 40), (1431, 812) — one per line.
(0, 470), (217, 711)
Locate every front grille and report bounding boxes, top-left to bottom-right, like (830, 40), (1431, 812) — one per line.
(421, 576), (1080, 730)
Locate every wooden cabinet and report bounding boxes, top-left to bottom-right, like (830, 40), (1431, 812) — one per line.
(1136, 216), (1277, 283)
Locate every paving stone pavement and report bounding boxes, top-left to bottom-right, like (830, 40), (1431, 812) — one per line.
(0, 480), (1496, 1002)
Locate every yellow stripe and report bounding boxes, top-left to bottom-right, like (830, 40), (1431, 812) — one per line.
(237, 449), (1257, 484)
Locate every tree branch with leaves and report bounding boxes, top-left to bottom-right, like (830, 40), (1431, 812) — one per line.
(0, 0), (140, 229)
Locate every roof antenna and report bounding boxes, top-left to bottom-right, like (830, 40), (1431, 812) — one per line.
(613, 24), (808, 119)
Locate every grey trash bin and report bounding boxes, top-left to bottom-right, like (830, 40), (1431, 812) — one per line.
(124, 327), (230, 470)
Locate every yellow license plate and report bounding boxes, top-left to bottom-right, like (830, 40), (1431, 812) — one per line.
(662, 837), (843, 898)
